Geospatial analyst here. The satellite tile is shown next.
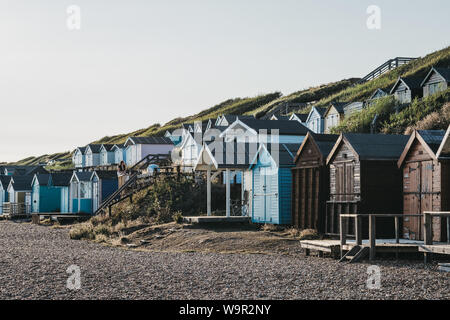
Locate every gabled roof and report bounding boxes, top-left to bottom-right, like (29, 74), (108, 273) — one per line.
(74, 147), (87, 155)
(270, 115), (289, 121)
(92, 170), (118, 181)
(2, 165), (48, 176)
(71, 171), (93, 183)
(100, 144), (115, 152)
(86, 144), (102, 154)
(390, 76), (423, 94)
(327, 133), (409, 164)
(436, 125), (450, 159)
(368, 88), (387, 100)
(50, 172), (73, 187)
(397, 129), (446, 167)
(293, 132), (339, 164)
(32, 174), (51, 186)
(420, 67), (450, 86)
(249, 143), (300, 168)
(305, 106), (327, 124)
(125, 136), (173, 146)
(0, 176), (12, 190)
(324, 102), (347, 117)
(234, 119), (310, 136)
(195, 140), (260, 170)
(112, 144), (125, 151)
(9, 175), (34, 192)
(290, 113), (308, 123)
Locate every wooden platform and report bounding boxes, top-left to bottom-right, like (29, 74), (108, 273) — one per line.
(182, 216), (250, 224)
(418, 244), (450, 255)
(300, 239), (444, 259)
(31, 213), (92, 224)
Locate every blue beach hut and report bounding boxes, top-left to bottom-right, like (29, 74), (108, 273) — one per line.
(100, 144), (116, 165)
(51, 172), (73, 213)
(69, 172), (94, 214)
(0, 176), (11, 214)
(91, 171), (119, 212)
(249, 143), (300, 225)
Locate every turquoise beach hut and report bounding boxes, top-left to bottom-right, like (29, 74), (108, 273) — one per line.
(50, 172), (73, 213)
(112, 144), (127, 165)
(100, 144), (116, 165)
(69, 171), (93, 213)
(0, 176), (12, 214)
(91, 171), (118, 212)
(249, 143), (300, 225)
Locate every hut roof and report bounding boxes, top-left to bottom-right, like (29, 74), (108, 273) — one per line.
(250, 143), (301, 167)
(93, 171), (118, 180)
(100, 144), (115, 152)
(10, 175), (34, 191)
(33, 174), (51, 186)
(294, 133), (339, 164)
(328, 133), (409, 164)
(420, 67), (450, 86)
(125, 136), (173, 146)
(291, 113), (309, 122)
(72, 172), (93, 182)
(50, 172), (73, 186)
(86, 144), (103, 153)
(437, 125), (450, 159)
(236, 118), (311, 135)
(0, 176), (12, 189)
(398, 129), (447, 167)
(390, 76), (422, 93)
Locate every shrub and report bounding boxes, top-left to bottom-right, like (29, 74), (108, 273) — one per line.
(298, 229), (320, 240)
(69, 223), (95, 240)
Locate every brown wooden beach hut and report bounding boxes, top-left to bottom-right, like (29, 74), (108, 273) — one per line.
(397, 127), (450, 242)
(291, 132), (338, 232)
(325, 133), (409, 236)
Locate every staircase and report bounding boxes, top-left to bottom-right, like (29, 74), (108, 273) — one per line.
(356, 57), (417, 85)
(339, 245), (369, 263)
(93, 153), (172, 215)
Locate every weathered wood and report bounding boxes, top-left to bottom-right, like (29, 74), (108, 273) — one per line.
(394, 216), (400, 244)
(355, 215), (362, 245)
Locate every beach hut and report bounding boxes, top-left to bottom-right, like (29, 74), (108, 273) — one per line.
(365, 88), (388, 107)
(390, 76), (423, 104)
(72, 147), (87, 168)
(85, 144), (102, 167)
(50, 172), (73, 213)
(0, 176), (11, 214)
(325, 133), (409, 236)
(420, 67), (450, 98)
(31, 174), (61, 213)
(291, 133), (338, 232)
(69, 172), (93, 214)
(0, 165), (47, 176)
(112, 144), (127, 165)
(91, 171), (119, 212)
(305, 107), (326, 134)
(343, 102), (364, 117)
(397, 127), (450, 241)
(99, 144), (115, 166)
(7, 175), (33, 215)
(249, 143), (300, 225)
(124, 136), (174, 167)
(289, 113), (308, 125)
(324, 102), (347, 133)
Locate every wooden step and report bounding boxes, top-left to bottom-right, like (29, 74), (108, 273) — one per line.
(438, 263), (450, 272)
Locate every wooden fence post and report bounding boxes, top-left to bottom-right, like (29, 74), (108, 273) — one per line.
(423, 212), (433, 263)
(355, 215), (362, 246)
(340, 215), (347, 258)
(369, 215), (376, 261)
(394, 216), (400, 244)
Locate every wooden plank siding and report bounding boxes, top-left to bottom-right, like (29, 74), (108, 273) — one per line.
(399, 136), (448, 242)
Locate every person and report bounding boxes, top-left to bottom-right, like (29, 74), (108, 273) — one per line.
(117, 160), (127, 188)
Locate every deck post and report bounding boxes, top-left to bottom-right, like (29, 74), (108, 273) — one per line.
(447, 216), (450, 244)
(340, 215), (346, 258)
(225, 168), (231, 218)
(369, 215), (376, 260)
(394, 216), (400, 244)
(207, 167), (212, 216)
(355, 215), (362, 246)
(423, 212), (433, 263)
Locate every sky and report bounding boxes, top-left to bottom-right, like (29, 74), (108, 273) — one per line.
(0, 0), (449, 162)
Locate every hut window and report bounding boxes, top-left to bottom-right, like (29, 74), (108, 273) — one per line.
(343, 153), (347, 159)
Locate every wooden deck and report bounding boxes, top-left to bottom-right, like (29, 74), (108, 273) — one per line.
(182, 216), (250, 224)
(300, 238), (450, 261)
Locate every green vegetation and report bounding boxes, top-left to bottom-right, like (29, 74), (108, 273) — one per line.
(9, 46), (450, 168)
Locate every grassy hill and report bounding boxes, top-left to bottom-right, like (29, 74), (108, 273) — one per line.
(9, 45), (450, 169)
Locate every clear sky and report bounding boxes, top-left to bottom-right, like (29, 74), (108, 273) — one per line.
(0, 0), (449, 162)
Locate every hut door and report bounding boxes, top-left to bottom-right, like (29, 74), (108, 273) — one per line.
(93, 181), (99, 212)
(403, 162), (421, 240)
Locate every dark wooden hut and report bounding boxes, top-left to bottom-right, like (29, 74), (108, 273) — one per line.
(397, 127), (450, 242)
(325, 133), (409, 236)
(420, 67), (450, 98)
(291, 132), (338, 232)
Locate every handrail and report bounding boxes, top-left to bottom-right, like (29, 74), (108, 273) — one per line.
(93, 153), (171, 215)
(356, 57), (417, 84)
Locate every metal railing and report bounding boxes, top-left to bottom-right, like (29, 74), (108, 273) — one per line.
(2, 203), (32, 217)
(356, 57), (417, 84)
